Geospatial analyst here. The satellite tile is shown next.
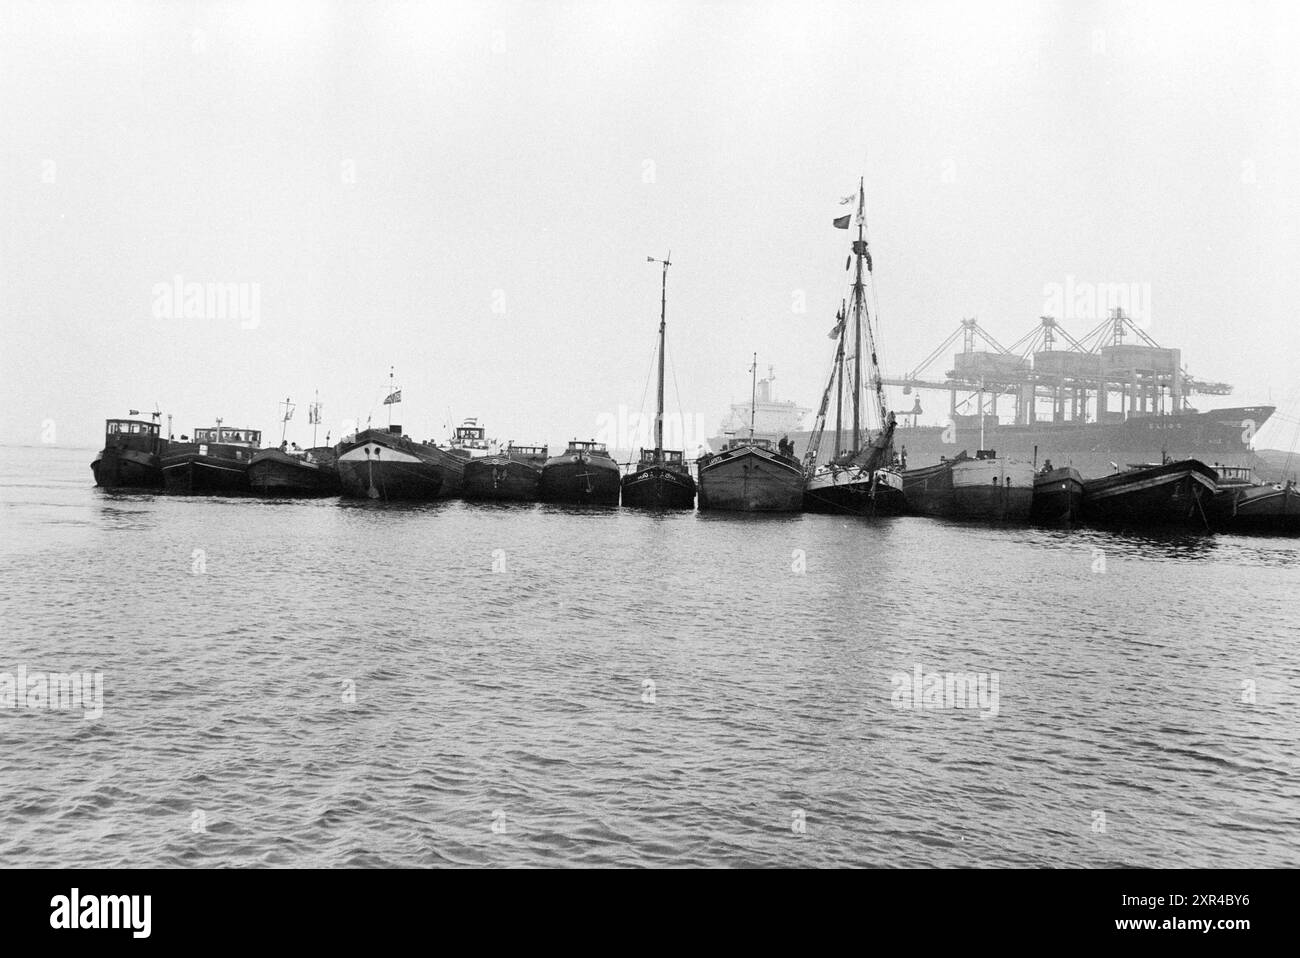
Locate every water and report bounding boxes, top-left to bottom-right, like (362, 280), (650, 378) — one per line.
(2, 445), (1298, 867)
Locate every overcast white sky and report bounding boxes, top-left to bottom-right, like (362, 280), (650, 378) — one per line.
(3, 0), (1298, 452)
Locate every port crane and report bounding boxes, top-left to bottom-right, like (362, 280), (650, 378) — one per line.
(881, 312), (1232, 426)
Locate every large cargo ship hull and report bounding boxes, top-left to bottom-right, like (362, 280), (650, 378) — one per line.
(714, 405), (1274, 481)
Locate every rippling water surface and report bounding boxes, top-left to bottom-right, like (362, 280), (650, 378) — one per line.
(2, 445), (1298, 867)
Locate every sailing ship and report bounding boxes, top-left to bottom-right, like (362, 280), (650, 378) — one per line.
(335, 373), (457, 500)
(802, 179), (905, 516)
(1082, 454), (1219, 527)
(161, 421), (262, 494)
(539, 439), (621, 504)
(1209, 465), (1300, 534)
(697, 354), (804, 512)
(91, 411), (166, 488)
(621, 254), (696, 509)
(462, 443), (549, 501)
(248, 396), (340, 497)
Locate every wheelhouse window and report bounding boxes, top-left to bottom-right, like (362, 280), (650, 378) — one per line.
(567, 441), (607, 454)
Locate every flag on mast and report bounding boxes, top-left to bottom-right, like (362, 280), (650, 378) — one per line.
(832, 214), (851, 229)
(308, 403), (322, 424)
(383, 389), (401, 405)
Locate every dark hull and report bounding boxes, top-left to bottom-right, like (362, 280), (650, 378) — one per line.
(1083, 460), (1218, 527)
(248, 450), (340, 497)
(462, 458), (542, 502)
(335, 431), (452, 500)
(91, 448), (163, 489)
(1210, 484), (1300, 534)
(804, 474), (870, 515)
(1031, 467), (1085, 522)
(697, 447), (803, 512)
(162, 455), (251, 495)
(621, 466), (696, 509)
(901, 460), (959, 517)
(539, 458), (620, 505)
(952, 484), (1033, 520)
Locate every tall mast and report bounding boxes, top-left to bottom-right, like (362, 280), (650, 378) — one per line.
(310, 390), (321, 447)
(387, 367), (394, 429)
(833, 320), (844, 459)
(749, 352), (758, 439)
(851, 178), (866, 456)
(648, 253), (671, 460)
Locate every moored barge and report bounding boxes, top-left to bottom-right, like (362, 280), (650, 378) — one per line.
(1082, 457), (1218, 527)
(91, 415), (166, 489)
(462, 444), (548, 501)
(161, 424), (262, 494)
(539, 440), (621, 505)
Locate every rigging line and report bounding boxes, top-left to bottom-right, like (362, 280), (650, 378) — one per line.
(636, 340), (658, 444)
(666, 333), (689, 454)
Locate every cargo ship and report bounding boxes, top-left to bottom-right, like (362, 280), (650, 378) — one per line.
(711, 312), (1272, 480)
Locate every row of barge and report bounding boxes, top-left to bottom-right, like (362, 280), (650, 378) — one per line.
(90, 181), (1297, 534)
(90, 415), (1298, 534)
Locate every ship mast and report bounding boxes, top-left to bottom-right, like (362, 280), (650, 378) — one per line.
(279, 396), (294, 444)
(648, 253), (671, 461)
(851, 179), (866, 456)
(834, 315), (845, 459)
(749, 352), (758, 439)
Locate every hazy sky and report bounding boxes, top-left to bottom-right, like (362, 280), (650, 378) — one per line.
(3, 0), (1298, 453)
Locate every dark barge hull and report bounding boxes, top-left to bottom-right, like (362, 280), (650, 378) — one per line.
(248, 449), (340, 497)
(1082, 459), (1218, 527)
(697, 446), (803, 512)
(462, 457), (542, 502)
(91, 448), (163, 489)
(1031, 467), (1085, 522)
(1210, 483), (1300, 534)
(900, 459), (960, 517)
(161, 454), (251, 495)
(621, 467), (696, 509)
(539, 459), (621, 505)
